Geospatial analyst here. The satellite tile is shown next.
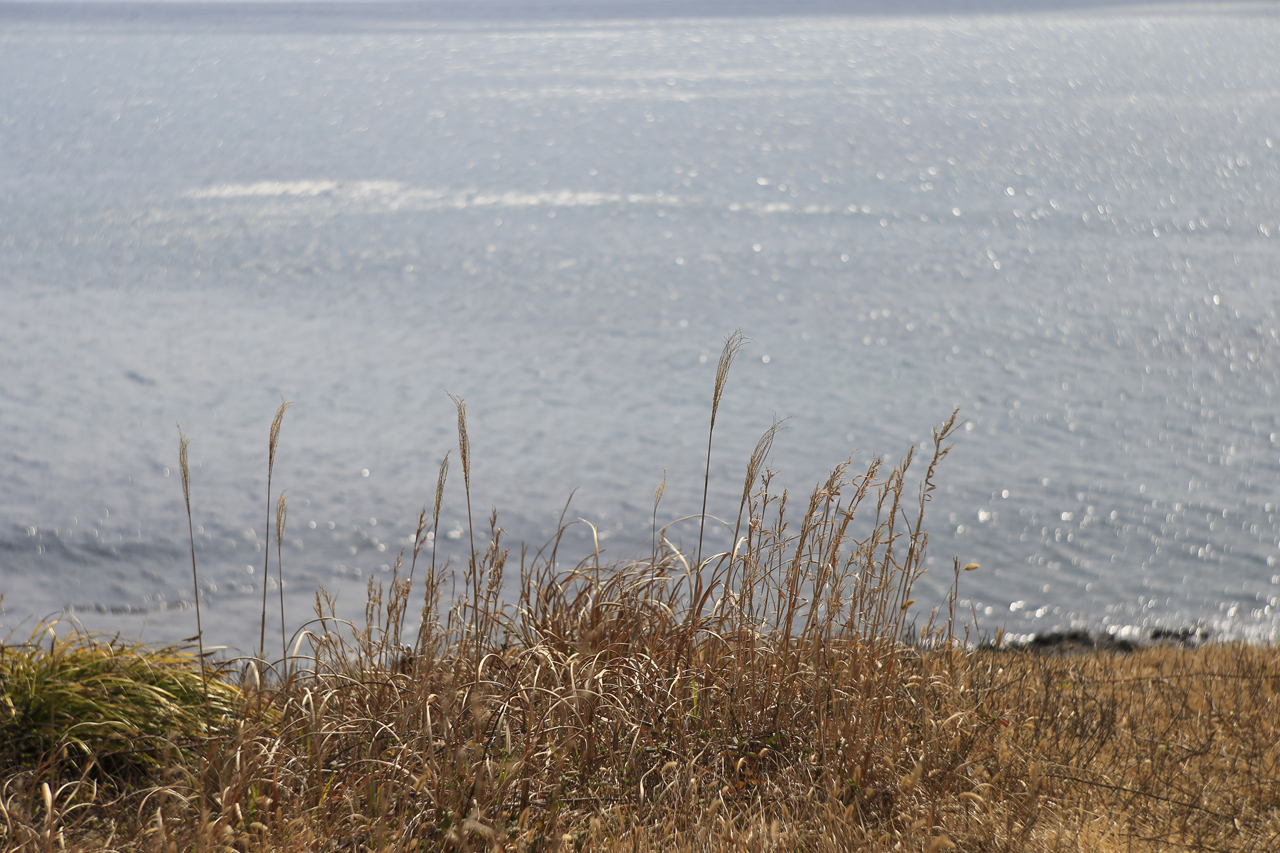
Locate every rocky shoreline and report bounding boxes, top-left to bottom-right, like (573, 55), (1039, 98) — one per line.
(1005, 626), (1212, 655)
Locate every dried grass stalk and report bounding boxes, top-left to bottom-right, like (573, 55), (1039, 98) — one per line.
(258, 398), (292, 662)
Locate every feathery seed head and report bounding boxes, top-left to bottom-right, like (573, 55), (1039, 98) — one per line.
(267, 398), (292, 472)
(276, 490), (289, 541)
(446, 392), (470, 489)
(177, 424), (192, 511)
(711, 329), (751, 425)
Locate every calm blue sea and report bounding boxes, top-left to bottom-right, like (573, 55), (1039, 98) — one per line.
(3, 0), (1279, 650)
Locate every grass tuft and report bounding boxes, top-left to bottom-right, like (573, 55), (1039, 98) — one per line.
(0, 625), (239, 780)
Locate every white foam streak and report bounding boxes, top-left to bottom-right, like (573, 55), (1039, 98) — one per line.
(186, 180), (406, 199)
(184, 181), (686, 212)
(184, 182), (885, 218)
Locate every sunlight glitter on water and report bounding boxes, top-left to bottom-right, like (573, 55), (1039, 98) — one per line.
(2, 3), (1280, 649)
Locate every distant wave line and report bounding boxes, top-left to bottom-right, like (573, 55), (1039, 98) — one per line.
(185, 180), (681, 208)
(181, 180), (891, 216)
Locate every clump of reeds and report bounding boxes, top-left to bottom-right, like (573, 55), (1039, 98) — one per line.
(2, 334), (1278, 852)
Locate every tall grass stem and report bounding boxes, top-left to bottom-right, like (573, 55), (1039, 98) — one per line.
(429, 451), (450, 586)
(259, 398), (292, 663)
(651, 470), (666, 566)
(701, 327), (747, 573)
(176, 424), (206, 700)
(276, 490), (289, 674)
(446, 392), (478, 655)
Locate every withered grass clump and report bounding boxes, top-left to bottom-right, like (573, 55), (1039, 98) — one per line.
(4, 324), (1279, 852)
(3, 418), (1278, 851)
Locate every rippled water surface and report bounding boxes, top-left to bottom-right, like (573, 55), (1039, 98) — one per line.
(3, 1), (1280, 649)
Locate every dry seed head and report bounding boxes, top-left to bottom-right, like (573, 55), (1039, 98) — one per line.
(901, 598), (916, 611)
(926, 837), (955, 853)
(900, 762), (923, 793)
(742, 417), (784, 506)
(1028, 761), (1045, 793)
(412, 505), (428, 561)
(433, 451), (450, 522)
(710, 328), (750, 425)
(446, 392), (470, 488)
(964, 562), (980, 571)
(177, 425), (192, 510)
(276, 490), (289, 542)
(267, 399), (292, 472)
(654, 470), (667, 508)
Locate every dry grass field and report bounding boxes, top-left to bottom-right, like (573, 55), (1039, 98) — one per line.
(3, 336), (1277, 851)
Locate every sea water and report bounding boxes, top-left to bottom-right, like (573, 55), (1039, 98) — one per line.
(2, 1), (1279, 650)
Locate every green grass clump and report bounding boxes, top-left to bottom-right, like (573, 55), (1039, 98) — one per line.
(0, 624), (239, 778)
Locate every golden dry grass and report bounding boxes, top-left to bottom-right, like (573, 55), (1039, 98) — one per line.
(3, 331), (1278, 851)
(3, 414), (1278, 852)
